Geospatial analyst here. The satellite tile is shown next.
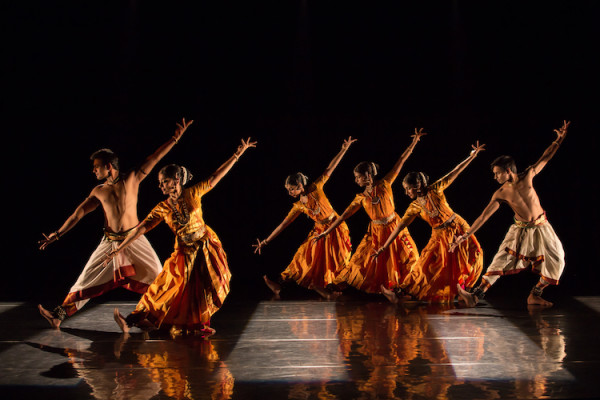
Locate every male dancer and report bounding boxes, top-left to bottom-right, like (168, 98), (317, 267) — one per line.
(451, 120), (569, 307)
(38, 118), (193, 328)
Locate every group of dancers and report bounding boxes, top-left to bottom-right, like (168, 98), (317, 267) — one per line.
(38, 119), (569, 336)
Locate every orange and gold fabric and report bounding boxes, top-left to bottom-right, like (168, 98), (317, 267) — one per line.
(335, 177), (419, 293)
(399, 176), (483, 302)
(280, 174), (352, 288)
(129, 179), (231, 330)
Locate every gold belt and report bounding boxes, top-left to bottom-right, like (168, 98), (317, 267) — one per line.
(104, 227), (135, 242)
(316, 213), (336, 224)
(433, 214), (456, 230)
(373, 213), (396, 225)
(179, 227), (207, 245)
(514, 212), (547, 229)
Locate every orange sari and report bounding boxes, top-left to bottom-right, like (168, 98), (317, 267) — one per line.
(399, 177), (483, 302)
(335, 176), (419, 293)
(280, 174), (352, 288)
(127, 179), (231, 331)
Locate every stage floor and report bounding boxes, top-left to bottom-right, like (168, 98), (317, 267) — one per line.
(1, 296), (599, 399)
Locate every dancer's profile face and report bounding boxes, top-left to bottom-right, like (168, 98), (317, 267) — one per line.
(92, 159), (110, 181)
(403, 183), (420, 199)
(158, 173), (180, 196)
(492, 166), (511, 185)
(354, 172), (371, 187)
(285, 183), (304, 198)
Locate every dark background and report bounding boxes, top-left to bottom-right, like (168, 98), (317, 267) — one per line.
(4, 1), (599, 304)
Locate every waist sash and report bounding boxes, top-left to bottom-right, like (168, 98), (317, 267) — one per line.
(316, 213), (335, 225)
(179, 226), (207, 245)
(433, 213), (456, 230)
(104, 227), (136, 242)
(373, 213), (396, 225)
(514, 212), (547, 229)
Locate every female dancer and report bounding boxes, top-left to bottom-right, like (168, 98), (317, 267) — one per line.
(314, 129), (425, 295)
(253, 137), (356, 299)
(107, 138), (256, 336)
(375, 141), (485, 303)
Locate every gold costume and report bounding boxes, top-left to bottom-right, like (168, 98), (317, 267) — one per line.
(279, 174), (352, 288)
(127, 179), (231, 331)
(399, 176), (483, 302)
(335, 176), (419, 293)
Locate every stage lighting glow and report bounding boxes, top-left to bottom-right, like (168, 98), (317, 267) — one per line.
(574, 296), (600, 314)
(224, 301), (350, 383)
(430, 310), (573, 381)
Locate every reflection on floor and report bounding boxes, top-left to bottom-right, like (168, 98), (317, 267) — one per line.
(1, 296), (599, 399)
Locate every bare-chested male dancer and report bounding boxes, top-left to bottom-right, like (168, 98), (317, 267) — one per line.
(451, 120), (569, 307)
(38, 118), (193, 328)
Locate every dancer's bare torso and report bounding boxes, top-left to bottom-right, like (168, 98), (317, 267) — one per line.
(91, 171), (141, 233)
(493, 168), (544, 222)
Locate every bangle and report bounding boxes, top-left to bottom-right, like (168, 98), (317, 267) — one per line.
(552, 140), (560, 146)
(233, 153), (240, 161)
(54, 231), (61, 240)
(172, 135), (179, 144)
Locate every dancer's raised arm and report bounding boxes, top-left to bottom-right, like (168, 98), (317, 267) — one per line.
(530, 120), (569, 176)
(135, 118), (193, 182)
(384, 128), (427, 183)
(209, 137), (257, 188)
(437, 141), (486, 188)
(322, 136), (357, 177)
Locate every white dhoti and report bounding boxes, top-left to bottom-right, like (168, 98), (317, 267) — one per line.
(483, 213), (565, 286)
(61, 234), (162, 316)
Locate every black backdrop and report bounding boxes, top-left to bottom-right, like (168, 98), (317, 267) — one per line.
(4, 1), (599, 303)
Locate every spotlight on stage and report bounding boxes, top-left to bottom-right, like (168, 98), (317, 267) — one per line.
(224, 301), (349, 383)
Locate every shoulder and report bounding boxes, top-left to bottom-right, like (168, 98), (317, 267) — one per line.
(305, 181), (318, 194)
(90, 183), (107, 197)
(349, 192), (365, 206)
(405, 201), (421, 214)
(375, 179), (390, 189)
(522, 166), (536, 179)
(492, 186), (509, 202)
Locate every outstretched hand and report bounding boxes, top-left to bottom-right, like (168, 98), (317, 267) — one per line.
(100, 249), (119, 268)
(38, 232), (59, 250)
(341, 136), (358, 151)
(173, 118), (194, 142)
(235, 137), (258, 158)
(313, 232), (327, 242)
(411, 128), (427, 142)
(449, 234), (467, 253)
(554, 120), (570, 140)
(253, 238), (267, 255)
(371, 247), (384, 259)
(470, 141), (486, 156)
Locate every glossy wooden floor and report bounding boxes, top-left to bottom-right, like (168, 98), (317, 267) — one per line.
(1, 294), (599, 399)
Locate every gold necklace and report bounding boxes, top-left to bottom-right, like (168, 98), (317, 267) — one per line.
(169, 196), (190, 226)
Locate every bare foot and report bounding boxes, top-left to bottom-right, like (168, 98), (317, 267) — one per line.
(38, 304), (61, 329)
(310, 285), (342, 300)
(201, 326), (216, 337)
(380, 285), (399, 304)
(263, 275), (281, 296)
(527, 293), (553, 307)
(456, 284), (478, 307)
(113, 308), (130, 333)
